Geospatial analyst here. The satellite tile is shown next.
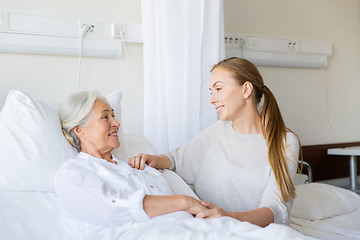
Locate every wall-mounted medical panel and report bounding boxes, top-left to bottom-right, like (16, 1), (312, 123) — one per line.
(241, 50), (327, 68)
(8, 12), (79, 37)
(299, 40), (332, 56)
(225, 33), (332, 68)
(0, 32), (120, 57)
(0, 10), (143, 57)
(247, 36), (289, 53)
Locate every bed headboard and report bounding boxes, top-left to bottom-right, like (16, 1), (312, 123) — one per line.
(302, 142), (360, 181)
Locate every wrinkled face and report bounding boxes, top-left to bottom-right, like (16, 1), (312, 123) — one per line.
(77, 98), (120, 154)
(209, 67), (246, 122)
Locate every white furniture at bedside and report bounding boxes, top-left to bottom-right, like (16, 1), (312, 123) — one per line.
(327, 146), (360, 193)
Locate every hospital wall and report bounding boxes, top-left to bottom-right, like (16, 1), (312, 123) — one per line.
(1, 0), (360, 147)
(224, 0), (360, 146)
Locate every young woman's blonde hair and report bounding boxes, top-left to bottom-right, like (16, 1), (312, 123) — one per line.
(211, 57), (302, 202)
(58, 91), (100, 151)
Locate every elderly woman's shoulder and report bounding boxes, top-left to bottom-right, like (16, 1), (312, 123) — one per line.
(58, 156), (89, 173)
(55, 157), (102, 190)
(55, 155), (96, 182)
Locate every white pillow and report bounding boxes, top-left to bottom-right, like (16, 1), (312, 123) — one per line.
(123, 134), (158, 158)
(0, 90), (126, 192)
(0, 90), (76, 191)
(161, 169), (200, 201)
(291, 183), (360, 220)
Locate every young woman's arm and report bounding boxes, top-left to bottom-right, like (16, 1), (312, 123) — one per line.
(196, 201), (274, 227)
(143, 195), (208, 217)
(129, 153), (171, 170)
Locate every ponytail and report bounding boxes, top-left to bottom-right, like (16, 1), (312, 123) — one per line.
(212, 57), (300, 202)
(261, 87), (296, 201)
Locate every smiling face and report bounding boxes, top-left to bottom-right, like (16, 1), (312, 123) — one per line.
(74, 98), (120, 157)
(209, 67), (247, 122)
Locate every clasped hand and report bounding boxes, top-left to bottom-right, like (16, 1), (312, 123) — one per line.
(196, 201), (231, 219)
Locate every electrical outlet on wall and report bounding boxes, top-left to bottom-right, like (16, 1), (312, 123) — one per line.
(79, 20), (98, 38)
(288, 40), (299, 52)
(225, 33), (246, 49)
(113, 24), (125, 39)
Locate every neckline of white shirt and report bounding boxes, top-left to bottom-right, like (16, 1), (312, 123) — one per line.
(224, 121), (265, 143)
(77, 152), (161, 175)
(78, 152), (120, 164)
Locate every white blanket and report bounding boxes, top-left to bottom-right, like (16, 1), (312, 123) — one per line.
(0, 189), (315, 240)
(86, 214), (315, 240)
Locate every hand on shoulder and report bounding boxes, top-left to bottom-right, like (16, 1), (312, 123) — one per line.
(128, 153), (171, 170)
(128, 153), (156, 170)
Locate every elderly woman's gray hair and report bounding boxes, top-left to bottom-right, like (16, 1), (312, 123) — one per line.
(59, 90), (100, 151)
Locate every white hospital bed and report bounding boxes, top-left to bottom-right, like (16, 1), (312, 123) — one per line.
(0, 90), (357, 240)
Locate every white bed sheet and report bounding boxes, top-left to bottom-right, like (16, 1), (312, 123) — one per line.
(290, 207), (360, 240)
(0, 188), (314, 240)
(0, 172), (315, 240)
(86, 215), (316, 240)
(0, 190), (72, 240)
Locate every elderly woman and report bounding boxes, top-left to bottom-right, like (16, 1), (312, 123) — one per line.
(55, 91), (205, 236)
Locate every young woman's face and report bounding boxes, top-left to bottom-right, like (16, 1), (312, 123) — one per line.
(209, 67), (246, 122)
(78, 98), (120, 154)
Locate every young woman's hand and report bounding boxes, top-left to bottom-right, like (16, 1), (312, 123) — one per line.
(128, 154), (171, 170)
(128, 153), (156, 170)
(195, 201), (231, 219)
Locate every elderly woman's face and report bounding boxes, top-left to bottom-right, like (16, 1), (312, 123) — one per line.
(78, 98), (120, 155)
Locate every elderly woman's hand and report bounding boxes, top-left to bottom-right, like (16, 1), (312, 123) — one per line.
(185, 196), (209, 216)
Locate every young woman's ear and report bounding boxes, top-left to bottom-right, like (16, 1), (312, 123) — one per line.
(243, 81), (254, 99)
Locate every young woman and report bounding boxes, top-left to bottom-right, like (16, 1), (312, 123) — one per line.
(129, 57), (301, 227)
(55, 91), (206, 237)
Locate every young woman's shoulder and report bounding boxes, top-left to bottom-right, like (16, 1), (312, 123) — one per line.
(188, 120), (227, 144)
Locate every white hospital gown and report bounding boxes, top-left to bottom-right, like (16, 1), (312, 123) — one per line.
(55, 152), (191, 239)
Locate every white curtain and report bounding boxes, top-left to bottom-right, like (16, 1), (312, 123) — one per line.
(142, 0), (225, 153)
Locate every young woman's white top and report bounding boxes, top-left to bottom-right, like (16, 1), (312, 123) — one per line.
(165, 120), (299, 224)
